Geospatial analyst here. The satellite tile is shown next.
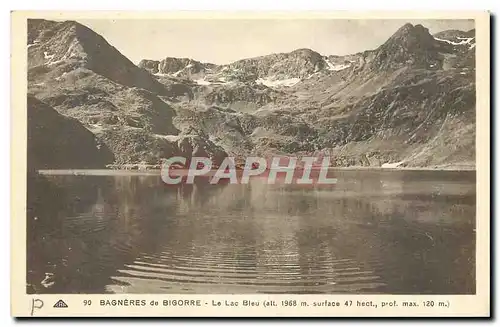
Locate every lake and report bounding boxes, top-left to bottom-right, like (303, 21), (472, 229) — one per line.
(26, 170), (476, 294)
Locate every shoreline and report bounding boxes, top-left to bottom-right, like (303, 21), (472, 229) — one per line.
(37, 166), (476, 176)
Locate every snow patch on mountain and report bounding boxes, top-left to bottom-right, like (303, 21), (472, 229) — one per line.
(434, 36), (474, 46)
(54, 72), (68, 81)
(43, 51), (63, 66)
(195, 79), (212, 86)
(325, 59), (351, 71)
(256, 77), (301, 87)
(381, 161), (405, 168)
(27, 40), (40, 48)
(42, 40), (87, 67)
(157, 62), (197, 77)
(43, 51), (55, 61)
(171, 70), (183, 77)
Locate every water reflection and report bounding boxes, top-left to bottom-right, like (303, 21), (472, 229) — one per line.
(27, 170), (475, 294)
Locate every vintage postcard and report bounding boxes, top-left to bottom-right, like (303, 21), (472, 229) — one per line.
(11, 11), (490, 317)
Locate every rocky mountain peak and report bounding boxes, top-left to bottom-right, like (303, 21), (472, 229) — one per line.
(290, 48), (323, 60)
(369, 23), (442, 70)
(384, 23), (435, 51)
(28, 19), (167, 94)
(139, 57), (216, 79)
(218, 48), (328, 82)
(434, 28), (476, 40)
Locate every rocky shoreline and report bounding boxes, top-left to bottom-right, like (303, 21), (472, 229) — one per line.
(37, 164), (476, 176)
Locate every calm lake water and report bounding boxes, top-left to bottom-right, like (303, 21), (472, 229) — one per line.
(27, 170), (476, 294)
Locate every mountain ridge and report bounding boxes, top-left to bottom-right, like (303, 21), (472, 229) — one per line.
(28, 19), (167, 94)
(27, 19), (476, 169)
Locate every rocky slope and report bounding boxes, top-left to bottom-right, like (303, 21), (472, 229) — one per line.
(28, 19), (166, 93)
(27, 95), (114, 169)
(27, 19), (228, 168)
(27, 20), (476, 169)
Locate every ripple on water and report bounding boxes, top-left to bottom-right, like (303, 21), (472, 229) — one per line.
(107, 249), (386, 294)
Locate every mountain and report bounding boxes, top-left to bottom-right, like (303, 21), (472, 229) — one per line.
(434, 29), (476, 42)
(139, 57), (216, 77)
(27, 19), (181, 136)
(27, 95), (114, 170)
(432, 29), (476, 69)
(27, 20), (476, 170)
(369, 23), (449, 70)
(140, 48), (353, 87)
(28, 19), (167, 94)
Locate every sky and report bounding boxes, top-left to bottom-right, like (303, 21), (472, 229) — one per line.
(77, 19), (475, 65)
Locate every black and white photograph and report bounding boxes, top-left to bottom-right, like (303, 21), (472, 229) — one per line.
(24, 16), (480, 296)
(9, 10), (490, 318)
